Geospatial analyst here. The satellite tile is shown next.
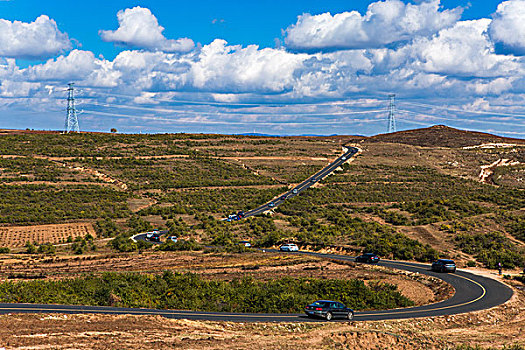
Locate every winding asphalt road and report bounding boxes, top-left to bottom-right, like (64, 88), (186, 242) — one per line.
(243, 146), (359, 218)
(0, 251), (513, 322)
(0, 146), (513, 321)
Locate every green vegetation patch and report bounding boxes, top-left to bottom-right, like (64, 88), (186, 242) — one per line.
(144, 186), (287, 215)
(0, 157), (63, 182)
(0, 271), (413, 313)
(282, 209), (439, 261)
(455, 232), (525, 269)
(497, 211), (525, 243)
(76, 156), (274, 190)
(0, 184), (130, 224)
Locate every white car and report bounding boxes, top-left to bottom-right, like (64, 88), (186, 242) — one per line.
(292, 189), (298, 194)
(167, 236), (178, 243)
(341, 156), (347, 161)
(268, 202), (275, 208)
(239, 240), (251, 247)
(279, 243), (299, 252)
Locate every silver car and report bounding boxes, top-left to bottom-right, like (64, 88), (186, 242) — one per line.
(279, 243), (299, 252)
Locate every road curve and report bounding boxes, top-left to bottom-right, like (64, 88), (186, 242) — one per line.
(0, 145), (512, 321)
(0, 251), (513, 322)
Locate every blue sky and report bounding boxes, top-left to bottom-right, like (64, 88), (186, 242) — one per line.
(0, 0), (524, 136)
(1, 0), (505, 62)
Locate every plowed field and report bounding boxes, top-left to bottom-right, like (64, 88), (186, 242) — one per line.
(0, 223), (95, 248)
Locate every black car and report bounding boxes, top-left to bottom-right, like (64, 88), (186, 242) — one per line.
(432, 259), (456, 273)
(305, 300), (354, 321)
(355, 253), (380, 263)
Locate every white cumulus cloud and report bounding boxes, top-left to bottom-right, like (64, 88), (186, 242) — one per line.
(0, 15), (71, 59)
(24, 50), (98, 81)
(489, 0), (525, 55)
(284, 0), (462, 51)
(100, 6), (194, 53)
(367, 19), (522, 79)
(409, 19), (520, 77)
(189, 39), (307, 93)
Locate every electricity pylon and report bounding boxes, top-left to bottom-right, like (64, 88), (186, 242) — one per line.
(64, 83), (80, 133)
(387, 94), (396, 133)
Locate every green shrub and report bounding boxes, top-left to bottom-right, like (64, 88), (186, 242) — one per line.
(156, 239), (201, 252)
(455, 232), (525, 269)
(25, 241), (36, 254)
(0, 272), (413, 313)
(94, 218), (121, 238)
(37, 243), (56, 255)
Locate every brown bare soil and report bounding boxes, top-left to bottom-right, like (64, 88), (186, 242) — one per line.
(127, 197), (157, 213)
(0, 223), (96, 248)
(398, 225), (457, 255)
(0, 279), (522, 350)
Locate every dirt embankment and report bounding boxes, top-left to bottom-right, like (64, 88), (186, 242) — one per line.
(479, 158), (520, 184)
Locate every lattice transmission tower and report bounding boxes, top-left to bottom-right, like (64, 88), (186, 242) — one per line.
(387, 94), (396, 133)
(64, 83), (80, 133)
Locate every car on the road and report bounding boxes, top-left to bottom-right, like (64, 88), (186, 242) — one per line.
(341, 156), (347, 161)
(279, 243), (299, 252)
(237, 211), (245, 219)
(305, 300), (354, 321)
(146, 231), (161, 240)
(148, 233), (161, 242)
(268, 202), (275, 208)
(355, 253), (380, 264)
(280, 195), (287, 201)
(227, 213), (241, 221)
(167, 236), (178, 243)
(292, 189), (298, 194)
(310, 178), (317, 183)
(239, 240), (251, 247)
(432, 259), (456, 273)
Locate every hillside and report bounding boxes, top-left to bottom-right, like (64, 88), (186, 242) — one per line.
(0, 127), (522, 272)
(365, 125), (525, 148)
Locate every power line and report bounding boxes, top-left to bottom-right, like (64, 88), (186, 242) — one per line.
(83, 109), (389, 125)
(397, 109), (525, 127)
(400, 101), (525, 119)
(395, 116), (525, 136)
(83, 100), (386, 117)
(82, 87), (385, 108)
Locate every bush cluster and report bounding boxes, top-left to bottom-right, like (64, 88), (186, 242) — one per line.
(0, 272), (413, 313)
(455, 232), (525, 269)
(0, 184), (130, 225)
